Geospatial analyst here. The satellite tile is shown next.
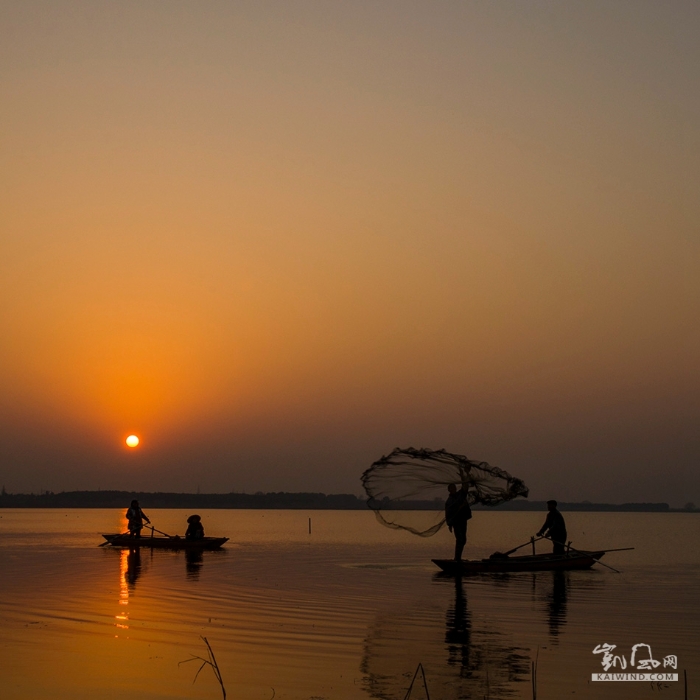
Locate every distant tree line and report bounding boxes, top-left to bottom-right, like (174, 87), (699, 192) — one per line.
(0, 488), (691, 511)
(0, 489), (367, 509)
(472, 500), (674, 512)
(372, 498), (675, 512)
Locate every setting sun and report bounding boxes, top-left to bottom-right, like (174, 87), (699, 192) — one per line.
(125, 435), (140, 448)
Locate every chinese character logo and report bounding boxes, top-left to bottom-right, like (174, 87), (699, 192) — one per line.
(593, 643), (627, 671)
(593, 643), (678, 672)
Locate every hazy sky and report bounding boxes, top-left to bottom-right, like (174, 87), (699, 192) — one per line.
(1, 1), (698, 504)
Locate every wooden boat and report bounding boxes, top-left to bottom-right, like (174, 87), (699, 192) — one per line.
(102, 534), (229, 550)
(433, 549), (606, 574)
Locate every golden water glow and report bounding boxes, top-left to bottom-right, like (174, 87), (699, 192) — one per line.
(125, 435), (140, 448)
(116, 549), (129, 631)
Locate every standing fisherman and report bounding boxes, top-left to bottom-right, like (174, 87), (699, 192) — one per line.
(537, 500), (567, 554)
(445, 483), (472, 561)
(126, 499), (151, 538)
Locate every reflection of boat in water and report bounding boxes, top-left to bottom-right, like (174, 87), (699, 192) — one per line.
(107, 542), (219, 591)
(360, 562), (608, 698)
(361, 577), (529, 699)
(433, 550), (605, 574)
(102, 534), (229, 549)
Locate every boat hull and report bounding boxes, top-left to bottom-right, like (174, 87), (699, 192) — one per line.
(102, 534), (229, 550)
(433, 550), (605, 574)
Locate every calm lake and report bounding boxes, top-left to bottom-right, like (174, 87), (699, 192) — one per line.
(0, 509), (698, 699)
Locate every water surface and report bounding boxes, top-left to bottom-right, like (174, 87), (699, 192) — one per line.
(1, 509), (698, 699)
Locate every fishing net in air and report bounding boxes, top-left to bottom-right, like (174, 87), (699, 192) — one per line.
(361, 447), (529, 537)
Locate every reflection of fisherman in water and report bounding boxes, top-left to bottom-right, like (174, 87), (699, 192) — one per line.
(185, 549), (203, 580)
(445, 483), (472, 560)
(445, 576), (472, 674)
(547, 571), (568, 640)
(360, 574), (530, 700)
(536, 500), (567, 554)
(126, 548), (142, 589)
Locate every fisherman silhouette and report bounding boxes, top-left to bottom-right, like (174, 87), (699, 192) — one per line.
(126, 500), (150, 538)
(536, 500), (567, 554)
(445, 483), (472, 560)
(185, 514), (205, 540)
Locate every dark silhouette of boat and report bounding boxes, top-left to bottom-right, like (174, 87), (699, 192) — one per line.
(433, 549), (606, 574)
(102, 534), (229, 549)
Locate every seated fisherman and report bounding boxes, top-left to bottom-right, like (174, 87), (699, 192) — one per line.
(185, 514), (205, 540)
(536, 500), (567, 554)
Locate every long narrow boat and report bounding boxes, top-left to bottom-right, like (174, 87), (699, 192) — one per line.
(102, 534), (229, 550)
(433, 549), (606, 574)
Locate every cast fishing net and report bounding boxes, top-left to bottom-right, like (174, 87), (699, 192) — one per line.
(361, 447), (529, 536)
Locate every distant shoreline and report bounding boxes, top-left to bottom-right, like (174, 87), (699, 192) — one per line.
(0, 490), (695, 512)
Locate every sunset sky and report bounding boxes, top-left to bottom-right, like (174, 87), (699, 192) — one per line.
(1, 1), (698, 504)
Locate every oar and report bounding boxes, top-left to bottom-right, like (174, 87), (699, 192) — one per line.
(500, 536), (545, 556)
(145, 524), (174, 538)
(544, 535), (622, 574)
(489, 536), (544, 559)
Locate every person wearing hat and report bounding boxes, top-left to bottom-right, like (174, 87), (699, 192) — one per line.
(185, 514), (205, 540)
(126, 499), (151, 538)
(537, 500), (567, 554)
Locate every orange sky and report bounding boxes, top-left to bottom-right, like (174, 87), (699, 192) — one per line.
(1, 1), (698, 504)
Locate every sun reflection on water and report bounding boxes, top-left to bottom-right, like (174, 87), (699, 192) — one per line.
(115, 549), (130, 631)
